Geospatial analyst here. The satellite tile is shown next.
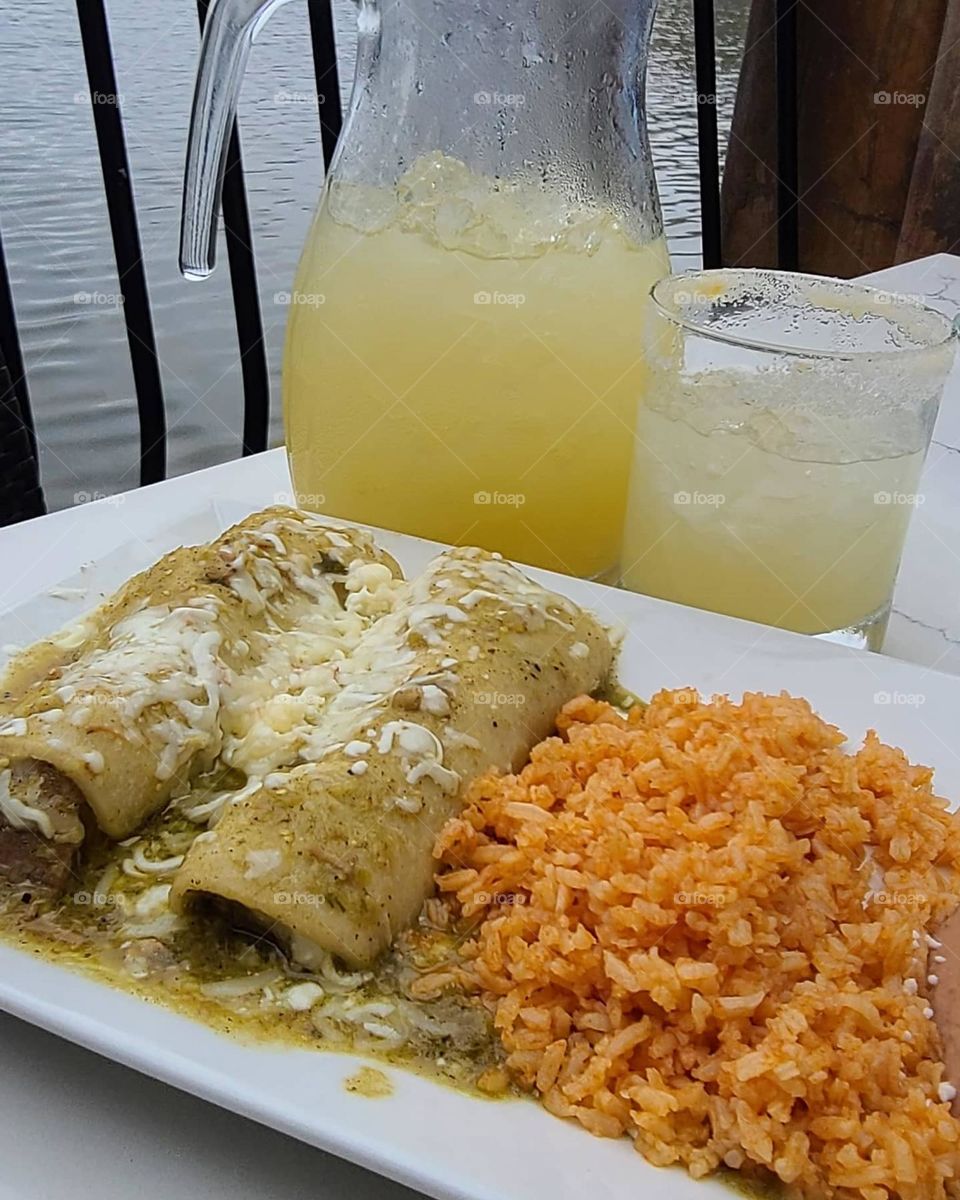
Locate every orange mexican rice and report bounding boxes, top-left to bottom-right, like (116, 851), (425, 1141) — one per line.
(432, 689), (960, 1200)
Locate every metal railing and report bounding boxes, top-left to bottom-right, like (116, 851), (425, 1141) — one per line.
(0, 0), (797, 519)
(0, 0), (343, 517)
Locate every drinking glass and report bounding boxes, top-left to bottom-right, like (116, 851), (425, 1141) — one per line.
(620, 269), (958, 649)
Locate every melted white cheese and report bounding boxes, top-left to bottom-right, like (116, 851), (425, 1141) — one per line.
(132, 883), (173, 918)
(124, 845), (185, 877)
(244, 848), (283, 880)
(0, 767), (55, 838)
(0, 514), (403, 817)
(285, 981), (325, 1011)
(286, 548), (603, 794)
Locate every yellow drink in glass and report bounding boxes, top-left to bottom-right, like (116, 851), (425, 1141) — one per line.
(284, 155), (669, 582)
(622, 395), (925, 637)
(620, 270), (957, 649)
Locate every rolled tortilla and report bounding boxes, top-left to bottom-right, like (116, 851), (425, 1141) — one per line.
(171, 548), (614, 967)
(0, 507), (401, 892)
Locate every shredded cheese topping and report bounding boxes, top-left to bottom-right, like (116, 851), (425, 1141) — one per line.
(0, 767), (55, 839)
(0, 511), (406, 842)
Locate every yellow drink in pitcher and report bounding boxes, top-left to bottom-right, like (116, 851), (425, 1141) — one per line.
(283, 154), (669, 581)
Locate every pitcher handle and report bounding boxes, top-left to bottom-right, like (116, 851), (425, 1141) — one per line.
(180, 0), (299, 279)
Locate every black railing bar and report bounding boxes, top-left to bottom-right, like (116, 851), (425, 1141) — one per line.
(693, 0), (723, 268)
(0, 218), (38, 463)
(76, 0), (167, 485)
(197, 0), (270, 457)
(775, 0), (800, 270)
(307, 0), (344, 169)
(224, 132), (271, 456)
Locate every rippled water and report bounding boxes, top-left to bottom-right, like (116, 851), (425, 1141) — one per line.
(0, 0), (749, 510)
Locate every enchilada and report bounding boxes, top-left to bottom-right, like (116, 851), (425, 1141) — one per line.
(171, 547), (614, 967)
(0, 507), (401, 894)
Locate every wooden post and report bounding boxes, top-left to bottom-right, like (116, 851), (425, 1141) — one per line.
(897, 0), (960, 262)
(721, 0), (948, 275)
(720, 0), (778, 269)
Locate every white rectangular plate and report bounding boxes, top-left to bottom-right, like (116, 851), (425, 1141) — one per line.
(1, 499), (958, 1200)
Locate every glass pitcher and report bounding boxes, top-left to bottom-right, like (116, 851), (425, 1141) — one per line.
(181, 0), (668, 581)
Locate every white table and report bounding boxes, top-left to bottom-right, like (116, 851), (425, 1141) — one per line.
(1, 253), (958, 1200)
(863, 254), (960, 674)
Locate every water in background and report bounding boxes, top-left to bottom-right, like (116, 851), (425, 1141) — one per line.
(0, 0), (749, 510)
